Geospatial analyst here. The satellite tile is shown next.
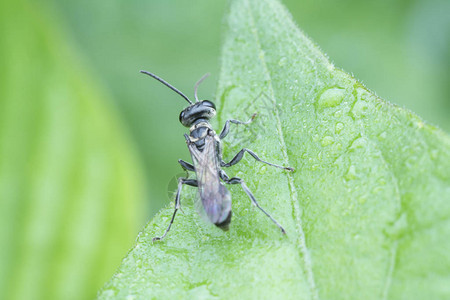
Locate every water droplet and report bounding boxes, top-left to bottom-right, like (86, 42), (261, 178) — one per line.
(102, 290), (116, 297)
(345, 165), (357, 180)
(335, 122), (344, 134)
(334, 110), (342, 118)
(259, 50), (266, 61)
(352, 98), (369, 117)
(317, 151), (323, 161)
(349, 137), (368, 150)
(321, 136), (334, 146)
(278, 57), (287, 66)
(430, 149), (439, 160)
(372, 186), (383, 193)
(316, 87), (345, 109)
(385, 213), (408, 239)
(258, 165), (268, 174)
(378, 131), (387, 140)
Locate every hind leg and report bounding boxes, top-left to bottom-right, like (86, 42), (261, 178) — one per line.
(153, 178), (197, 241)
(220, 171), (285, 234)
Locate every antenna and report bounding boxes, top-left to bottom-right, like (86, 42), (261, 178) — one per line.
(194, 73), (210, 102)
(140, 70), (193, 104)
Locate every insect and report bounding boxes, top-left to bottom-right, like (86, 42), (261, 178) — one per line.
(140, 70), (294, 241)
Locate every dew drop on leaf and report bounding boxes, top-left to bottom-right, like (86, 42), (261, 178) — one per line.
(345, 165), (357, 180)
(316, 87), (345, 110)
(335, 122), (344, 134)
(321, 136), (334, 147)
(278, 57), (287, 66)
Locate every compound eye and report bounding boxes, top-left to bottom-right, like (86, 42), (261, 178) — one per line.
(202, 100), (216, 110)
(179, 111), (185, 123)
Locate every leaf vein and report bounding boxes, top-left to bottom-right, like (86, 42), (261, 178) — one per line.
(245, 1), (319, 299)
(373, 143), (402, 300)
(355, 134), (403, 299)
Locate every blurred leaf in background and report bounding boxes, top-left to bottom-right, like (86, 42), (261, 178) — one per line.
(0, 1), (145, 299)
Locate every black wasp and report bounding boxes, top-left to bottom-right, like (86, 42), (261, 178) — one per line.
(141, 70), (294, 241)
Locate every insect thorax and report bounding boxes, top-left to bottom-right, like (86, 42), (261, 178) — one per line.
(189, 121), (215, 151)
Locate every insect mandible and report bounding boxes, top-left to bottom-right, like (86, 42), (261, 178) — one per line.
(141, 70), (294, 241)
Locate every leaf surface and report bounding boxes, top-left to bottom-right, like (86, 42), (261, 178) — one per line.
(98, 0), (450, 299)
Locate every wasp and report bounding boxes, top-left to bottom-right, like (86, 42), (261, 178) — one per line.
(140, 70), (294, 241)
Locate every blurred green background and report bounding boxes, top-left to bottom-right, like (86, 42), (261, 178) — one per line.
(1, 0), (448, 299)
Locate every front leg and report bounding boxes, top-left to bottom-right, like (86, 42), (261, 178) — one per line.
(178, 159), (195, 178)
(219, 113), (257, 139)
(178, 159), (195, 172)
(221, 148), (294, 171)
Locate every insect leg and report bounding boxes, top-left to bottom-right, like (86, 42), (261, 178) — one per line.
(153, 178), (197, 242)
(221, 148), (294, 171)
(219, 113), (257, 139)
(223, 176), (286, 234)
(178, 159), (195, 177)
(219, 170), (230, 181)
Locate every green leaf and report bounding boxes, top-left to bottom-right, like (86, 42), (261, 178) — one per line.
(0, 1), (145, 299)
(98, 0), (450, 299)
